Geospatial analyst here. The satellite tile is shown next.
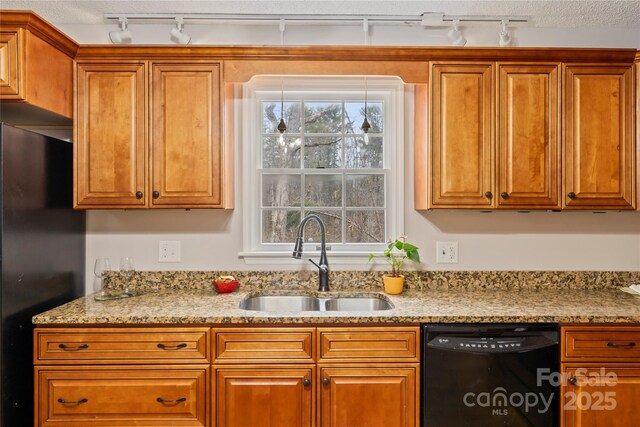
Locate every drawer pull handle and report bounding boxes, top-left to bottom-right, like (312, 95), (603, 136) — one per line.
(322, 378), (330, 386)
(157, 343), (188, 350)
(568, 377), (578, 386)
(303, 378), (311, 387)
(57, 398), (88, 405)
(607, 341), (636, 349)
(157, 396), (187, 404)
(58, 343), (89, 351)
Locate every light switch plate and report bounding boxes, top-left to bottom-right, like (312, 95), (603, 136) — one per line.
(436, 241), (458, 264)
(159, 240), (181, 263)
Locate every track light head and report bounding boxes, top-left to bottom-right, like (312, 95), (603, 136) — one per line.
(447, 20), (467, 46)
(499, 19), (512, 47)
(170, 17), (191, 45)
(109, 18), (132, 44)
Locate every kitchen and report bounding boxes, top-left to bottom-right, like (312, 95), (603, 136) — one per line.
(3, 2), (640, 425)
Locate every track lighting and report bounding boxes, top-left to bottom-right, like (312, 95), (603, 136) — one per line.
(499, 20), (512, 47)
(109, 18), (132, 44)
(447, 20), (467, 46)
(170, 18), (191, 45)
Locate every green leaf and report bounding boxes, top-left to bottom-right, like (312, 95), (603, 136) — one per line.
(407, 250), (420, 263)
(368, 254), (374, 262)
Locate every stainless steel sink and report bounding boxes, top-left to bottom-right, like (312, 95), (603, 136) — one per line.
(324, 297), (393, 311)
(239, 295), (321, 311)
(239, 295), (393, 312)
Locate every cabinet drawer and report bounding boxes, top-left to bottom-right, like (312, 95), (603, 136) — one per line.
(318, 327), (420, 363)
(214, 328), (315, 363)
(35, 327), (210, 364)
(563, 328), (640, 361)
(36, 366), (208, 427)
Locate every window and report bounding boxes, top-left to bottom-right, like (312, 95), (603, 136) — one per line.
(241, 77), (404, 263)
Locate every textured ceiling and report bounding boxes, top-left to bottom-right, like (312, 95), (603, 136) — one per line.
(1, 0), (639, 28)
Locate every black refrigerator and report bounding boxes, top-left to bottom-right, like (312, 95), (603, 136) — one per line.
(0, 124), (85, 426)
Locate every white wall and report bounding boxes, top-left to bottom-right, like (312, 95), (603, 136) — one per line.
(77, 22), (640, 292)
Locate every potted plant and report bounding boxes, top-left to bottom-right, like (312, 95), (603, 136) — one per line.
(369, 235), (420, 295)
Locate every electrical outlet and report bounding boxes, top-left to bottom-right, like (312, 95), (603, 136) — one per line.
(436, 241), (458, 264)
(159, 240), (181, 263)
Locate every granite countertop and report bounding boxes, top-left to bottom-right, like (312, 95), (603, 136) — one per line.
(32, 287), (640, 325)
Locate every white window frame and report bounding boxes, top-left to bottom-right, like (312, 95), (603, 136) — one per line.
(240, 76), (404, 264)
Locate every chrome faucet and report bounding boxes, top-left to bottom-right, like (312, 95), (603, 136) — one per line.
(292, 214), (330, 292)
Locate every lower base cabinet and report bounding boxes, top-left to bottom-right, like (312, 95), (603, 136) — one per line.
(214, 366), (315, 427)
(35, 366), (209, 427)
(319, 366), (417, 427)
(561, 326), (640, 427)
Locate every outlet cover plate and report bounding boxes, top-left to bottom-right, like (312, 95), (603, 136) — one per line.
(159, 240), (181, 263)
(436, 241), (458, 264)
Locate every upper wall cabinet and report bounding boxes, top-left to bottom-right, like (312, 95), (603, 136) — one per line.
(430, 62), (494, 208)
(564, 65), (634, 209)
(0, 12), (77, 120)
(497, 64), (560, 209)
(75, 62), (147, 208)
(426, 62), (561, 209)
(74, 60), (230, 209)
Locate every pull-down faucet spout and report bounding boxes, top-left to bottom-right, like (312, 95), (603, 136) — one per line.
(292, 214), (329, 292)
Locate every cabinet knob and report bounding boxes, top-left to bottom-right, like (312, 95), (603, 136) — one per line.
(322, 378), (330, 386)
(136, 191), (143, 199)
(153, 191), (160, 199)
(484, 191), (493, 199)
(568, 376), (578, 386)
(500, 192), (509, 199)
(607, 341), (636, 348)
(568, 192), (576, 199)
(303, 378), (311, 387)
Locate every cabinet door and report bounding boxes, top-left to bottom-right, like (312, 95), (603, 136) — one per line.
(431, 63), (494, 208)
(75, 63), (147, 208)
(562, 365), (640, 427)
(319, 366), (417, 427)
(498, 64), (560, 208)
(151, 63), (222, 207)
(36, 366), (208, 426)
(0, 31), (21, 97)
(215, 366), (314, 427)
(564, 65), (634, 209)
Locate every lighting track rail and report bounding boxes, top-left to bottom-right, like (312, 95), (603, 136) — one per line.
(103, 13), (531, 26)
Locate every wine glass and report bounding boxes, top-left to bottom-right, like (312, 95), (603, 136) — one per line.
(119, 257), (135, 296)
(93, 258), (111, 298)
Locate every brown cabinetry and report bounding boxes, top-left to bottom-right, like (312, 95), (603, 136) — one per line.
(564, 65), (634, 209)
(75, 62), (147, 208)
(561, 326), (640, 427)
(74, 60), (229, 209)
(0, 12), (77, 119)
(430, 62), (494, 208)
(34, 327), (211, 427)
(427, 62), (561, 209)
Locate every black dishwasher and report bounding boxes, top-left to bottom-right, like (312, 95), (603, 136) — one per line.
(422, 324), (559, 427)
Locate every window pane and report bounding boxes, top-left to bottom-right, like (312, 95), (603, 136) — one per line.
(262, 101), (302, 133)
(346, 210), (385, 243)
(345, 102), (383, 134)
(263, 136), (302, 168)
(346, 175), (385, 207)
(345, 135), (383, 168)
(262, 175), (301, 207)
(305, 174), (342, 207)
(304, 102), (342, 133)
(304, 136), (342, 169)
(303, 210), (342, 243)
(262, 209), (301, 243)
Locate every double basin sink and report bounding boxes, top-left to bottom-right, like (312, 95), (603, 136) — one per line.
(240, 294), (394, 312)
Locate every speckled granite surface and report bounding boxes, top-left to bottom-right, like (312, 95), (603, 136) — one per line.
(33, 286), (640, 325)
(103, 270), (640, 292)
